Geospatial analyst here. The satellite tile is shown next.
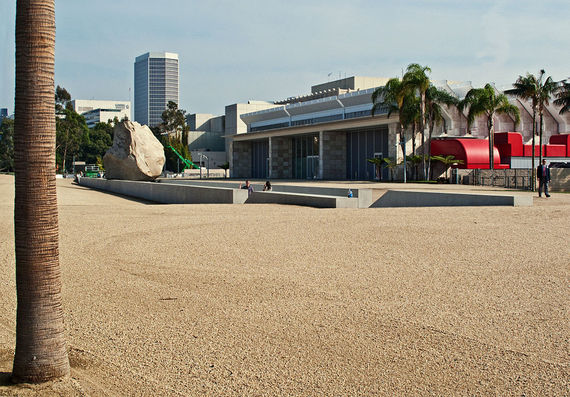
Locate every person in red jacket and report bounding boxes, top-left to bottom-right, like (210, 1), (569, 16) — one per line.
(537, 159), (551, 197)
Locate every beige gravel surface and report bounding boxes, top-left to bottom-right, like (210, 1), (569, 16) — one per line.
(0, 175), (568, 396)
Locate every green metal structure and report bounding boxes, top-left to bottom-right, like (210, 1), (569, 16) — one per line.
(83, 164), (101, 178)
(167, 145), (199, 170)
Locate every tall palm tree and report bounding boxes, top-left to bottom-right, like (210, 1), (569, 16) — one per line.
(554, 80), (570, 114)
(535, 71), (558, 163)
(425, 86), (459, 179)
(505, 70), (557, 188)
(400, 93), (421, 157)
(554, 79), (569, 114)
(459, 84), (520, 169)
(12, 0), (70, 382)
(403, 64), (431, 178)
(505, 73), (539, 189)
(372, 78), (409, 182)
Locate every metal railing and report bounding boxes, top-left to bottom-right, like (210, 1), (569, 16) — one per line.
(469, 169), (533, 190)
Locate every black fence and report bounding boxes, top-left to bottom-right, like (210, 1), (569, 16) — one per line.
(462, 169), (533, 190)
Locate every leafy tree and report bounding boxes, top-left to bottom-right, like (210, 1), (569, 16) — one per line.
(163, 137), (192, 172)
(402, 63), (431, 178)
(431, 155), (464, 181)
(0, 118), (15, 172)
(55, 85), (71, 112)
(554, 79), (569, 114)
(56, 108), (88, 173)
(160, 101), (189, 144)
(425, 86), (459, 178)
(459, 84), (520, 169)
(159, 101), (191, 172)
(80, 122), (113, 165)
(13, 0), (70, 382)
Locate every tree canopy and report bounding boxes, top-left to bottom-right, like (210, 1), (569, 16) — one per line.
(56, 107), (88, 172)
(554, 79), (569, 115)
(158, 101), (192, 172)
(55, 85), (72, 112)
(52, 87), (116, 172)
(459, 84), (519, 169)
(0, 118), (14, 172)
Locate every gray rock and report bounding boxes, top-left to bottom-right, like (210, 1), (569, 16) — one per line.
(103, 121), (165, 181)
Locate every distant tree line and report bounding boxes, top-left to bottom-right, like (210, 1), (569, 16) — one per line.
(1, 89), (195, 174)
(54, 86), (118, 173)
(0, 86), (125, 174)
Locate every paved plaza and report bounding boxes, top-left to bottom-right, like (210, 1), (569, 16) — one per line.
(0, 175), (568, 395)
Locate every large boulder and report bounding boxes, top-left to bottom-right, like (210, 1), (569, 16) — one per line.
(103, 121), (165, 180)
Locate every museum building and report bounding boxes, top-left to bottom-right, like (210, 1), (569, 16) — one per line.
(228, 76), (570, 180)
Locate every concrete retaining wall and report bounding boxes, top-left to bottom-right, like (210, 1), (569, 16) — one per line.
(371, 190), (532, 207)
(78, 178), (248, 204)
(247, 191), (358, 208)
(158, 180), (372, 208)
(79, 178), (532, 208)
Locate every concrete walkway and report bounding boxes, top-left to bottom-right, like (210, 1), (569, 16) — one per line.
(155, 178), (535, 207)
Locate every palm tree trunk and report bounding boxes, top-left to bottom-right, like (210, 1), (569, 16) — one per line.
(411, 123), (417, 155)
(427, 121), (435, 180)
(420, 92), (426, 180)
(399, 123), (406, 183)
(488, 116), (495, 169)
(531, 111), (536, 191)
(538, 109), (544, 164)
(13, 0), (70, 383)
(62, 146), (67, 175)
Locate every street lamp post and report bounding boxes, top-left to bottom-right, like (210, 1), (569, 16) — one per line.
(199, 153), (202, 179)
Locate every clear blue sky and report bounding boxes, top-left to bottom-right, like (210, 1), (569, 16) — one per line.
(1, 0), (568, 116)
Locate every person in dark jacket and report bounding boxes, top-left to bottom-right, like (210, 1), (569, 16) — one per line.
(537, 159), (551, 197)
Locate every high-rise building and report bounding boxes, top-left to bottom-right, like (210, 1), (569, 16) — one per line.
(0, 108), (7, 122)
(134, 52), (179, 127)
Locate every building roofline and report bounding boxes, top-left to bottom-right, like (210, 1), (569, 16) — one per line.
(135, 52), (179, 62)
(226, 114), (398, 140)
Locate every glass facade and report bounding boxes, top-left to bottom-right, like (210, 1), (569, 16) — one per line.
(291, 114), (343, 126)
(250, 122), (289, 132)
(293, 134), (319, 179)
(251, 140), (269, 179)
(346, 126), (389, 180)
(134, 53), (179, 127)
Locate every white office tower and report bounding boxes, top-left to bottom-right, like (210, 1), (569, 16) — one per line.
(134, 52), (179, 127)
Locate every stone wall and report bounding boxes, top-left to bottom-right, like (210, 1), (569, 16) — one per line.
(232, 141), (252, 178)
(322, 131), (346, 179)
(271, 137), (292, 179)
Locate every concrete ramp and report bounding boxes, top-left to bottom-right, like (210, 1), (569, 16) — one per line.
(160, 180), (373, 208)
(77, 178), (532, 208)
(371, 190), (532, 207)
(78, 178), (248, 204)
(247, 191), (358, 208)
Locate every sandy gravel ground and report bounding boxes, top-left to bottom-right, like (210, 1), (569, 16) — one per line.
(0, 175), (568, 396)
